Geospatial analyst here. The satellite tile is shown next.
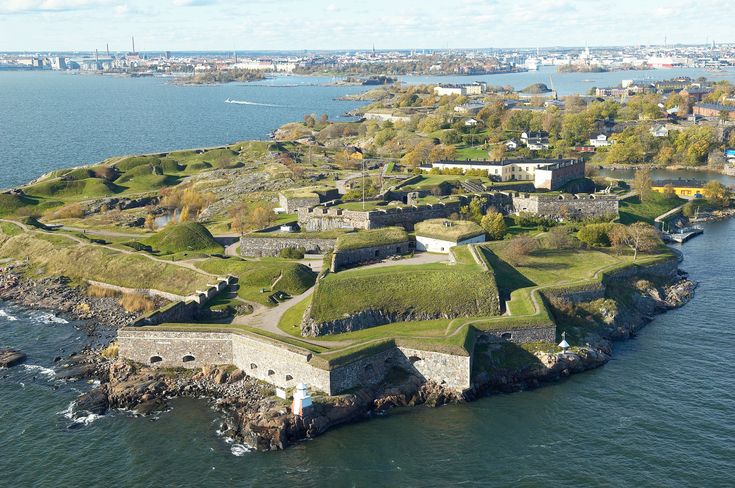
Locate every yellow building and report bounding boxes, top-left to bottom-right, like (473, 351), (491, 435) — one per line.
(652, 179), (704, 199)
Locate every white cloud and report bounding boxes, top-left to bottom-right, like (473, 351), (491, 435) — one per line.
(0, 0), (110, 13)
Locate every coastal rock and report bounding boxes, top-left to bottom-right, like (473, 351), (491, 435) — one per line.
(0, 348), (27, 368)
(73, 386), (109, 416)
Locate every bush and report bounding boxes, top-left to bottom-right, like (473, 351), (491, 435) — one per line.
(513, 211), (554, 228)
(87, 284), (121, 298)
(577, 223), (616, 247)
(119, 293), (156, 313)
(279, 246), (306, 259)
(123, 241), (154, 253)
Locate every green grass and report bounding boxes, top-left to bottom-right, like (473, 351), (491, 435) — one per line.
(619, 193), (685, 224)
(0, 194), (38, 217)
(24, 178), (124, 200)
(455, 144), (490, 160)
(143, 222), (224, 255)
(309, 261), (500, 324)
(195, 257), (316, 305)
(0, 221), (23, 236)
(415, 219), (484, 242)
(0, 232), (211, 295)
(335, 227), (408, 251)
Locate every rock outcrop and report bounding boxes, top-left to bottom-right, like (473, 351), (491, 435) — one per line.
(0, 348), (26, 368)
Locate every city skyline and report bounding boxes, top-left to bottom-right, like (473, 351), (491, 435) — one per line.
(0, 0), (732, 52)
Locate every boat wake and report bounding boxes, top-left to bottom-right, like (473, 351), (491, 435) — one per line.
(224, 98), (283, 107)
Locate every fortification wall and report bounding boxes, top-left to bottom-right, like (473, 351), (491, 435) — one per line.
(512, 193), (619, 220)
(279, 194), (320, 213)
(230, 334), (332, 394)
(117, 329), (233, 369)
(331, 240), (411, 271)
(476, 325), (557, 344)
(328, 348), (400, 394)
(240, 236), (336, 257)
(298, 192), (511, 232)
(396, 347), (472, 391)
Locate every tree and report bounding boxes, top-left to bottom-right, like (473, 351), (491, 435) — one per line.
(702, 180), (732, 208)
(654, 145), (675, 166)
(504, 235), (538, 265)
(304, 114), (316, 128)
(577, 223), (614, 247)
(720, 110), (731, 123)
(490, 144), (506, 161)
(609, 222), (660, 261)
(250, 204), (274, 229)
(659, 184), (676, 199)
(178, 205), (190, 223)
(481, 209), (507, 240)
(545, 226), (577, 250)
(633, 167), (653, 202)
(144, 213), (156, 231)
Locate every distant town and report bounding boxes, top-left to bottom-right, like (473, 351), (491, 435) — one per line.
(1, 41), (734, 78)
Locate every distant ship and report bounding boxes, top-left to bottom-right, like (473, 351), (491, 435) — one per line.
(525, 58), (539, 71)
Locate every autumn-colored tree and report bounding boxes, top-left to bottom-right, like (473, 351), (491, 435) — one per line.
(490, 144), (506, 161)
(481, 209), (507, 240)
(250, 204), (274, 229)
(662, 184), (677, 199)
(144, 213), (156, 231)
(633, 167), (653, 202)
(504, 235), (538, 265)
(544, 226), (577, 250)
(702, 180), (732, 207)
(609, 222), (660, 261)
(178, 205), (190, 223)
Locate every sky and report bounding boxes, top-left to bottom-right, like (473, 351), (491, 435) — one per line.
(0, 0), (732, 52)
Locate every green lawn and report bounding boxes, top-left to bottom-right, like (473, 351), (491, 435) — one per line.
(619, 193), (685, 224)
(195, 257), (316, 305)
(335, 227), (408, 251)
(455, 144), (489, 160)
(308, 260), (500, 324)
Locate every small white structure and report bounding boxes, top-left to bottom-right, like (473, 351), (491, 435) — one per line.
(464, 118), (479, 127)
(589, 134), (611, 147)
(558, 331), (570, 353)
(650, 124), (669, 138)
(505, 139), (519, 151)
(273, 207), (287, 214)
(275, 388), (287, 400)
(414, 219), (486, 254)
(292, 383), (313, 416)
(279, 225), (295, 233)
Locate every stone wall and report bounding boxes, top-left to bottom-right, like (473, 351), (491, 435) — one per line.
(511, 192), (619, 220)
(231, 334), (332, 394)
(331, 240), (411, 271)
(298, 192), (512, 232)
(240, 236), (336, 257)
(117, 329), (233, 369)
(279, 194), (320, 213)
(476, 325), (556, 344)
(116, 328), (474, 395)
(396, 347), (472, 390)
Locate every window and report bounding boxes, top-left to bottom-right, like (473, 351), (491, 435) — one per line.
(150, 356), (163, 364)
(182, 355), (195, 363)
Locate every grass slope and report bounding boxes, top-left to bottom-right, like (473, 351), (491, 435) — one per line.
(143, 222), (224, 255)
(619, 193), (684, 224)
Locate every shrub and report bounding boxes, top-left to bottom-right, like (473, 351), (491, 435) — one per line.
(123, 241), (154, 253)
(278, 247), (306, 259)
(119, 293), (156, 313)
(513, 211), (554, 228)
(87, 284), (120, 298)
(505, 235), (538, 265)
(47, 202), (85, 220)
(577, 223), (616, 247)
(544, 226), (578, 250)
(100, 343), (119, 359)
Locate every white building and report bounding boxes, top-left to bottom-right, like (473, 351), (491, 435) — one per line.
(414, 219), (486, 254)
(650, 124), (669, 137)
(589, 134), (612, 147)
(434, 83), (485, 97)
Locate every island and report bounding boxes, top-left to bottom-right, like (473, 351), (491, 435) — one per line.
(3, 76), (733, 451)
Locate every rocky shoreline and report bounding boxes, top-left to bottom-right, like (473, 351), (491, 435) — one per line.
(0, 258), (696, 452)
(0, 263), (147, 345)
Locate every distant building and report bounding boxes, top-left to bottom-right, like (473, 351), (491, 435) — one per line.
(521, 131), (550, 150)
(454, 102), (485, 114)
(423, 158), (585, 190)
(650, 124), (670, 137)
(693, 103), (735, 121)
(434, 83), (485, 97)
(505, 139), (519, 150)
(652, 179), (705, 199)
(589, 134), (611, 147)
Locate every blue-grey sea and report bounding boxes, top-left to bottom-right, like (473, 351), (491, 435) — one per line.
(1, 67), (734, 487)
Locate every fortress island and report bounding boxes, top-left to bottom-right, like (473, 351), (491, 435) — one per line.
(4, 78), (729, 451)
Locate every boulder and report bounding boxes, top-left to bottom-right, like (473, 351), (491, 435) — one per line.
(0, 349), (27, 368)
(73, 386), (109, 416)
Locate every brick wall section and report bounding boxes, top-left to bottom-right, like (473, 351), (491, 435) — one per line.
(240, 236), (336, 257)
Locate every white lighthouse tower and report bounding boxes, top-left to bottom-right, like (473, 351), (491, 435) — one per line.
(292, 383), (313, 416)
(558, 331), (570, 353)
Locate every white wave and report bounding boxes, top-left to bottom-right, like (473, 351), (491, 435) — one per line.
(33, 312), (68, 324)
(59, 400), (103, 425)
(224, 98), (282, 107)
(230, 444), (251, 456)
(0, 309), (18, 321)
(23, 364), (56, 379)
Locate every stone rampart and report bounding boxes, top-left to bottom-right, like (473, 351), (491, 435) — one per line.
(298, 192), (511, 232)
(331, 240), (411, 271)
(476, 325), (557, 344)
(117, 329), (233, 369)
(511, 192), (619, 220)
(396, 347), (472, 390)
(240, 236), (336, 257)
